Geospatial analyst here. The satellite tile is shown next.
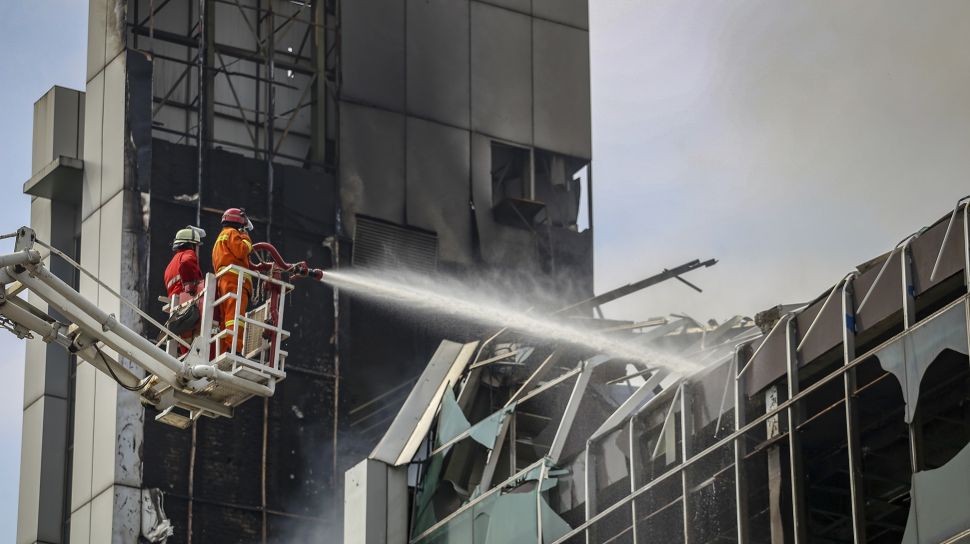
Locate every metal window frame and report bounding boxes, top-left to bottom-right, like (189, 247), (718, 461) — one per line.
(553, 293), (970, 544)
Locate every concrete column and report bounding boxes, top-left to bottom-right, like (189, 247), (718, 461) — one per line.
(17, 86), (84, 544)
(70, 1), (146, 541)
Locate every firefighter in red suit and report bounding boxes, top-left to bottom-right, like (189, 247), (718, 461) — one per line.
(164, 227), (205, 350)
(164, 227), (204, 297)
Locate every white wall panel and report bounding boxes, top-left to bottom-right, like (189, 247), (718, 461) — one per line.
(82, 73), (104, 219)
(69, 502), (91, 544)
(16, 401), (43, 544)
(101, 55), (127, 203)
(70, 363), (96, 513)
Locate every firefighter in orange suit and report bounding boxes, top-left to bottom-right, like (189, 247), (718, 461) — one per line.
(212, 208), (254, 353)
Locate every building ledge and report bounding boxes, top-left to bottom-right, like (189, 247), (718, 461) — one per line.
(23, 155), (83, 203)
(493, 197), (546, 228)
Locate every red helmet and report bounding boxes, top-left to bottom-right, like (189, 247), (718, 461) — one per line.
(221, 207), (253, 231)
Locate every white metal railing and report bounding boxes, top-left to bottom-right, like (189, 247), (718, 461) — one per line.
(165, 264), (291, 392)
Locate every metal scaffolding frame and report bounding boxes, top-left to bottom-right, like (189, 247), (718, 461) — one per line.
(129, 0), (335, 173)
(126, 1), (341, 540)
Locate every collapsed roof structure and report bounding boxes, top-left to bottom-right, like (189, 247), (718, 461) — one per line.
(346, 197), (970, 544)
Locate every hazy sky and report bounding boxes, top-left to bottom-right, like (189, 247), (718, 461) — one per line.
(0, 1), (87, 538)
(1, 0), (970, 539)
(591, 2), (970, 322)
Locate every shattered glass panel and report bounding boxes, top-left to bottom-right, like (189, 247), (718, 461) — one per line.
(515, 375), (579, 470)
(549, 453), (586, 527)
(419, 507), (472, 544)
(632, 391), (681, 488)
(481, 485), (539, 544)
(902, 443), (970, 544)
(413, 447), (452, 536)
(469, 406), (514, 451)
(685, 445), (737, 542)
(876, 300), (969, 423)
(688, 358), (736, 455)
(913, 349), (970, 469)
(437, 388), (472, 446)
(633, 477), (685, 543)
(587, 503), (634, 544)
(793, 384), (853, 542)
(855, 356), (911, 541)
(589, 426), (631, 517)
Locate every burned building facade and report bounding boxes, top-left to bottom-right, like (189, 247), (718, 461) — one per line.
(349, 201), (970, 544)
(16, 0), (592, 542)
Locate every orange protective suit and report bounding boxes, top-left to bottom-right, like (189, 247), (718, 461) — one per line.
(212, 227), (254, 353)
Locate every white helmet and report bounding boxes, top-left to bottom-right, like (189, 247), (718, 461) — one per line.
(172, 226), (206, 250)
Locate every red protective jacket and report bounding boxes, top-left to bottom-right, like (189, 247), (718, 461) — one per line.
(164, 249), (203, 297)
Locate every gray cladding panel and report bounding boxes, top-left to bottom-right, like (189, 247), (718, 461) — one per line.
(407, 0), (471, 128)
(853, 251), (904, 332)
(533, 0), (589, 29)
(744, 320), (790, 397)
(471, 2), (532, 145)
(340, 102), (406, 228)
(533, 20), (592, 159)
(37, 397), (69, 544)
(474, 0), (530, 12)
(911, 213), (966, 294)
(341, 0), (405, 110)
(406, 118), (472, 264)
(795, 291), (844, 365)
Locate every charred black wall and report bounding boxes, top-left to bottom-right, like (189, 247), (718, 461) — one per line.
(142, 139), (341, 540)
(135, 0), (593, 540)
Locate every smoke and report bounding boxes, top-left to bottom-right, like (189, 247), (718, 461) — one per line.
(321, 267), (703, 375)
(590, 0), (970, 322)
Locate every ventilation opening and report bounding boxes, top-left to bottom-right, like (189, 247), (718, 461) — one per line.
(352, 215), (438, 273)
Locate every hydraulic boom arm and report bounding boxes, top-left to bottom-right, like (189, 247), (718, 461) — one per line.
(0, 227), (325, 428)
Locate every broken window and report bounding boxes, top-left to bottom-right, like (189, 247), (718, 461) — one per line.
(490, 141), (531, 206)
(680, 360), (740, 541)
(629, 389), (685, 542)
(912, 348), (970, 470)
(737, 379), (795, 542)
(794, 356), (855, 542)
(586, 426), (634, 542)
(514, 375), (579, 469)
(533, 150), (588, 231)
(855, 355), (911, 542)
(489, 142), (544, 229)
(489, 142), (591, 232)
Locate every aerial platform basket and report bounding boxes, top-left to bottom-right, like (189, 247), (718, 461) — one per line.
(156, 263), (295, 428)
(0, 226), (327, 430)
